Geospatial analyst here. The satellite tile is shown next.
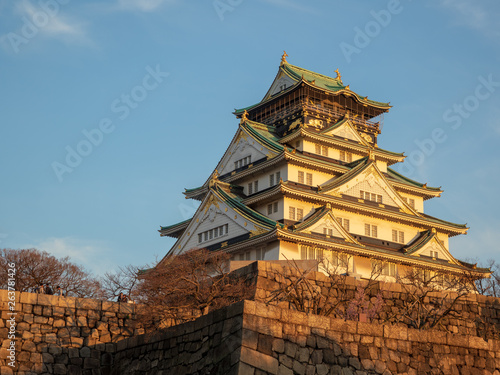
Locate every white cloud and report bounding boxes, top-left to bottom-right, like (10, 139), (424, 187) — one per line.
(17, 0), (89, 43)
(437, 0), (500, 38)
(116, 0), (176, 12)
(24, 237), (113, 275)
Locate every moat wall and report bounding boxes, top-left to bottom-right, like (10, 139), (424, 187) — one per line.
(0, 290), (144, 374)
(1, 261), (500, 374)
(111, 299), (500, 375)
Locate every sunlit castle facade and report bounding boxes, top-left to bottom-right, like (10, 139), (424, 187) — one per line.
(159, 53), (489, 282)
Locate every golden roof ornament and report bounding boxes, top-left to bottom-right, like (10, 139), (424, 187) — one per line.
(345, 85), (350, 91)
(208, 171), (219, 188)
(240, 110), (249, 124)
(335, 68), (342, 80)
(281, 51), (288, 65)
(368, 149), (375, 161)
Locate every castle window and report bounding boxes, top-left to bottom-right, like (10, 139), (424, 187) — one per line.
(289, 207), (296, 220)
(298, 171), (304, 184)
(300, 245), (324, 261)
(365, 224), (378, 238)
(392, 230), (405, 244)
(273, 202), (278, 213)
(340, 150), (353, 163)
(360, 190), (382, 203)
(323, 228), (333, 236)
(306, 173), (313, 185)
(254, 180), (258, 192)
(315, 144), (321, 154)
(322, 146), (328, 157)
(337, 217), (350, 232)
(234, 155), (251, 170)
(198, 224), (228, 244)
(332, 252), (349, 268)
(371, 260), (396, 277)
(269, 172), (280, 187)
(267, 204), (273, 215)
(430, 250), (438, 259)
(248, 183), (253, 195)
(297, 208), (303, 221)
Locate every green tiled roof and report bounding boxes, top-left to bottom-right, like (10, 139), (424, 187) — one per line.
(214, 184), (281, 230)
(292, 206), (328, 232)
(241, 120), (285, 153)
(159, 218), (191, 232)
(235, 62), (390, 114)
(387, 168), (442, 192)
(280, 63), (391, 108)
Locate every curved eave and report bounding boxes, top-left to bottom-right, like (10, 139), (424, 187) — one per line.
(184, 186), (208, 201)
(234, 65), (391, 117)
(214, 185), (281, 230)
(277, 183), (468, 236)
(280, 128), (404, 165)
(222, 150), (350, 186)
(388, 181), (442, 200)
(279, 63), (392, 109)
(387, 168), (442, 193)
(276, 230), (485, 276)
(159, 218), (192, 238)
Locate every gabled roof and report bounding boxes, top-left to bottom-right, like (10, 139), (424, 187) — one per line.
(267, 62), (391, 108)
(159, 218), (191, 238)
(234, 61), (391, 115)
(387, 168), (443, 193)
(160, 178), (281, 262)
(291, 205), (361, 245)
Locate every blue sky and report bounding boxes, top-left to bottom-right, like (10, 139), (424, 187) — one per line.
(1, 0), (499, 275)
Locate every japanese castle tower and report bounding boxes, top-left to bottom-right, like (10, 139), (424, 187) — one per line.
(159, 53), (488, 281)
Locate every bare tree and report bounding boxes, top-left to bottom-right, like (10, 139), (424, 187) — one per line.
(266, 254), (383, 321)
(474, 259), (500, 297)
(386, 268), (477, 330)
(136, 249), (252, 329)
(100, 264), (146, 302)
(0, 248), (102, 298)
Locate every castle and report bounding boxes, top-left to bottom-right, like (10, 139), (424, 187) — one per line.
(159, 53), (489, 282)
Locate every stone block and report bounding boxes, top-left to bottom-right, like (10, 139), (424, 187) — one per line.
(331, 318), (357, 334)
(58, 296), (76, 309)
(243, 314), (282, 338)
(75, 298), (100, 310)
(243, 300), (257, 316)
(383, 325), (407, 340)
(20, 292), (37, 304)
(242, 329), (259, 350)
(37, 294), (58, 306)
(357, 321), (383, 337)
(469, 336), (489, 350)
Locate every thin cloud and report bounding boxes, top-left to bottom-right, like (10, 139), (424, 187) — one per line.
(437, 0), (500, 39)
(17, 0), (89, 43)
(116, 0), (176, 12)
(24, 237), (113, 275)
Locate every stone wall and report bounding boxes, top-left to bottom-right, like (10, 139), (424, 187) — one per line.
(0, 290), (143, 374)
(2, 261), (500, 374)
(236, 261), (500, 339)
(106, 300), (500, 374)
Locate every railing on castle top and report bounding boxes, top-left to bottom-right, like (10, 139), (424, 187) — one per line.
(258, 100), (382, 131)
